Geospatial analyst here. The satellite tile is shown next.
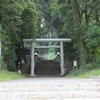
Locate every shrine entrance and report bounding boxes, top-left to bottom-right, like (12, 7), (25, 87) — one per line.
(23, 38), (71, 76)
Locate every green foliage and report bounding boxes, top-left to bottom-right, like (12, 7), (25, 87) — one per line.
(4, 45), (16, 71)
(50, 0), (100, 68)
(2, 0), (23, 37)
(66, 68), (100, 78)
(84, 25), (100, 69)
(48, 52), (57, 60)
(85, 61), (100, 69)
(0, 0), (100, 71)
(2, 35), (16, 71)
(2, 0), (23, 70)
(51, 1), (60, 16)
(84, 25), (100, 48)
(1, 0), (39, 71)
(20, 1), (38, 38)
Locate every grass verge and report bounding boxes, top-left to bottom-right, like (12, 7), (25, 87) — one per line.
(66, 68), (100, 78)
(0, 70), (26, 82)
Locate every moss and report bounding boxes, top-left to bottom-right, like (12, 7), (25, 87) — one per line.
(0, 70), (26, 82)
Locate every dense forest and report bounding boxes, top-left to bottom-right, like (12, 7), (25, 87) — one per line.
(0, 0), (100, 71)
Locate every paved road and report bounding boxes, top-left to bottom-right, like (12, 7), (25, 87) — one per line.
(0, 77), (100, 100)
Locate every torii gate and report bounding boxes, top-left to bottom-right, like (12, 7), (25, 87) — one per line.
(23, 38), (71, 76)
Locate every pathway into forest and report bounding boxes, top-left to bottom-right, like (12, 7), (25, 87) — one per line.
(0, 77), (100, 100)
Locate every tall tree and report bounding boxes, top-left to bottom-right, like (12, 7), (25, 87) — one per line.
(1, 0), (23, 70)
(71, 0), (89, 67)
(16, 0), (38, 64)
(0, 0), (3, 67)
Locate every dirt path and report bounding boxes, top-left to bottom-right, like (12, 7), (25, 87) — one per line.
(0, 77), (100, 100)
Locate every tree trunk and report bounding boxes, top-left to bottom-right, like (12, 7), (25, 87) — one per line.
(71, 0), (89, 67)
(0, 5), (2, 68)
(0, 24), (1, 57)
(21, 38), (27, 63)
(95, 8), (99, 23)
(84, 7), (89, 24)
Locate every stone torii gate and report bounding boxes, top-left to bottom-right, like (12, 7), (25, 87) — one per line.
(23, 38), (71, 76)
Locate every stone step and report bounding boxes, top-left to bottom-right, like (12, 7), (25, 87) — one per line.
(35, 60), (61, 75)
(0, 86), (100, 92)
(0, 91), (99, 99)
(0, 82), (99, 87)
(3, 98), (100, 100)
(45, 99), (100, 100)
(0, 78), (99, 99)
(0, 81), (100, 90)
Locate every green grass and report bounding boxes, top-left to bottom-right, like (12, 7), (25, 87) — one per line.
(0, 70), (26, 82)
(66, 68), (100, 78)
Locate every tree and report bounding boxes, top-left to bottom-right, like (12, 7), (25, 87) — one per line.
(84, 25), (100, 62)
(50, 0), (100, 68)
(1, 0), (23, 70)
(0, 0), (100, 71)
(16, 0), (38, 65)
(71, 0), (89, 67)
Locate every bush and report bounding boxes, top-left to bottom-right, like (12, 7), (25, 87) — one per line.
(84, 25), (100, 69)
(84, 25), (100, 48)
(85, 61), (100, 70)
(2, 37), (16, 71)
(3, 44), (16, 71)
